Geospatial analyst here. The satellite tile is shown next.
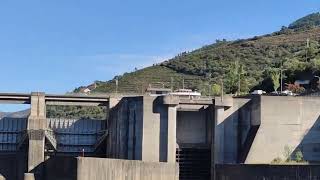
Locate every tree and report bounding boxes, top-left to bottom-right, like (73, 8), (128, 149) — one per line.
(238, 64), (247, 94)
(211, 84), (222, 96)
(270, 69), (280, 92)
(294, 149), (304, 162)
(283, 145), (293, 162)
(225, 61), (239, 94)
(310, 57), (320, 72)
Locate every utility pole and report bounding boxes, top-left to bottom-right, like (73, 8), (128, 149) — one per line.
(220, 78), (224, 101)
(171, 77), (174, 91)
(237, 61), (242, 96)
(306, 38), (310, 62)
(115, 79), (119, 95)
(182, 78), (185, 89)
(280, 60), (283, 94)
(238, 68), (241, 96)
(238, 73), (241, 96)
(280, 59), (287, 94)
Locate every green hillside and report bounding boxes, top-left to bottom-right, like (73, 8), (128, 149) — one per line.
(78, 12), (320, 95)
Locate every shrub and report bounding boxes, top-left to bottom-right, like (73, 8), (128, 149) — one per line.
(294, 149), (304, 162)
(286, 84), (305, 94)
(271, 157), (283, 164)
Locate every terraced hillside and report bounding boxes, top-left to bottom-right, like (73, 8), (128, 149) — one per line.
(77, 12), (320, 95)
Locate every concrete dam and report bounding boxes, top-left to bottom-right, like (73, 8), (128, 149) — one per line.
(1, 92), (320, 179)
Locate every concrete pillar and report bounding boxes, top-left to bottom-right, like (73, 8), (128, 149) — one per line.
(162, 96), (179, 163)
(141, 96), (161, 162)
(214, 106), (225, 164)
(167, 105), (177, 163)
(24, 173), (35, 180)
(27, 92), (46, 175)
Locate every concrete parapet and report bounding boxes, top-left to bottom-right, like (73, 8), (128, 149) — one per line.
(163, 95), (180, 105)
(24, 173), (35, 180)
(214, 96), (233, 107)
(77, 157), (179, 180)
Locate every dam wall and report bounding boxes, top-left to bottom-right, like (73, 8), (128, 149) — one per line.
(246, 96), (320, 163)
(77, 157), (178, 180)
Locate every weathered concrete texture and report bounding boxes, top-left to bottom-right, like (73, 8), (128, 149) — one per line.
(216, 164), (320, 180)
(23, 174), (34, 180)
(27, 93), (46, 174)
(246, 96), (320, 164)
(214, 98), (252, 164)
(142, 96), (162, 162)
(77, 157), (179, 180)
(107, 96), (174, 163)
(177, 108), (213, 146)
(107, 97), (143, 160)
(177, 111), (205, 144)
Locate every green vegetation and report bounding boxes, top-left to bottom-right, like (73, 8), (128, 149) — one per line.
(72, 12), (320, 96)
(289, 12), (320, 30)
(270, 69), (280, 92)
(47, 105), (107, 120)
(211, 84), (222, 96)
(271, 145), (306, 164)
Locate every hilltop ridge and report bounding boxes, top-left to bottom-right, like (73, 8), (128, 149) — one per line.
(76, 12), (320, 95)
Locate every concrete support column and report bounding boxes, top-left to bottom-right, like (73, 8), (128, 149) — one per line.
(167, 105), (177, 163)
(214, 106), (225, 164)
(27, 92), (46, 176)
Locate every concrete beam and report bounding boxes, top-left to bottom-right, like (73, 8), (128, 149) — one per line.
(179, 98), (213, 105)
(45, 94), (109, 106)
(0, 93), (30, 104)
(45, 101), (105, 106)
(214, 96), (233, 107)
(163, 95), (180, 105)
(0, 92), (109, 106)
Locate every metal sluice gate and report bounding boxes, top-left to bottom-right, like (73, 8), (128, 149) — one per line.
(176, 148), (211, 180)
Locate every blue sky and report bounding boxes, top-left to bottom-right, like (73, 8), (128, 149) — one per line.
(0, 0), (319, 98)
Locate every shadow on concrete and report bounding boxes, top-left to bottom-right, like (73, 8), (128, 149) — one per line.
(292, 115), (320, 164)
(0, 152), (27, 180)
(44, 157), (77, 180)
(29, 156), (77, 180)
(106, 97), (143, 160)
(153, 96), (168, 162)
(215, 96), (261, 164)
